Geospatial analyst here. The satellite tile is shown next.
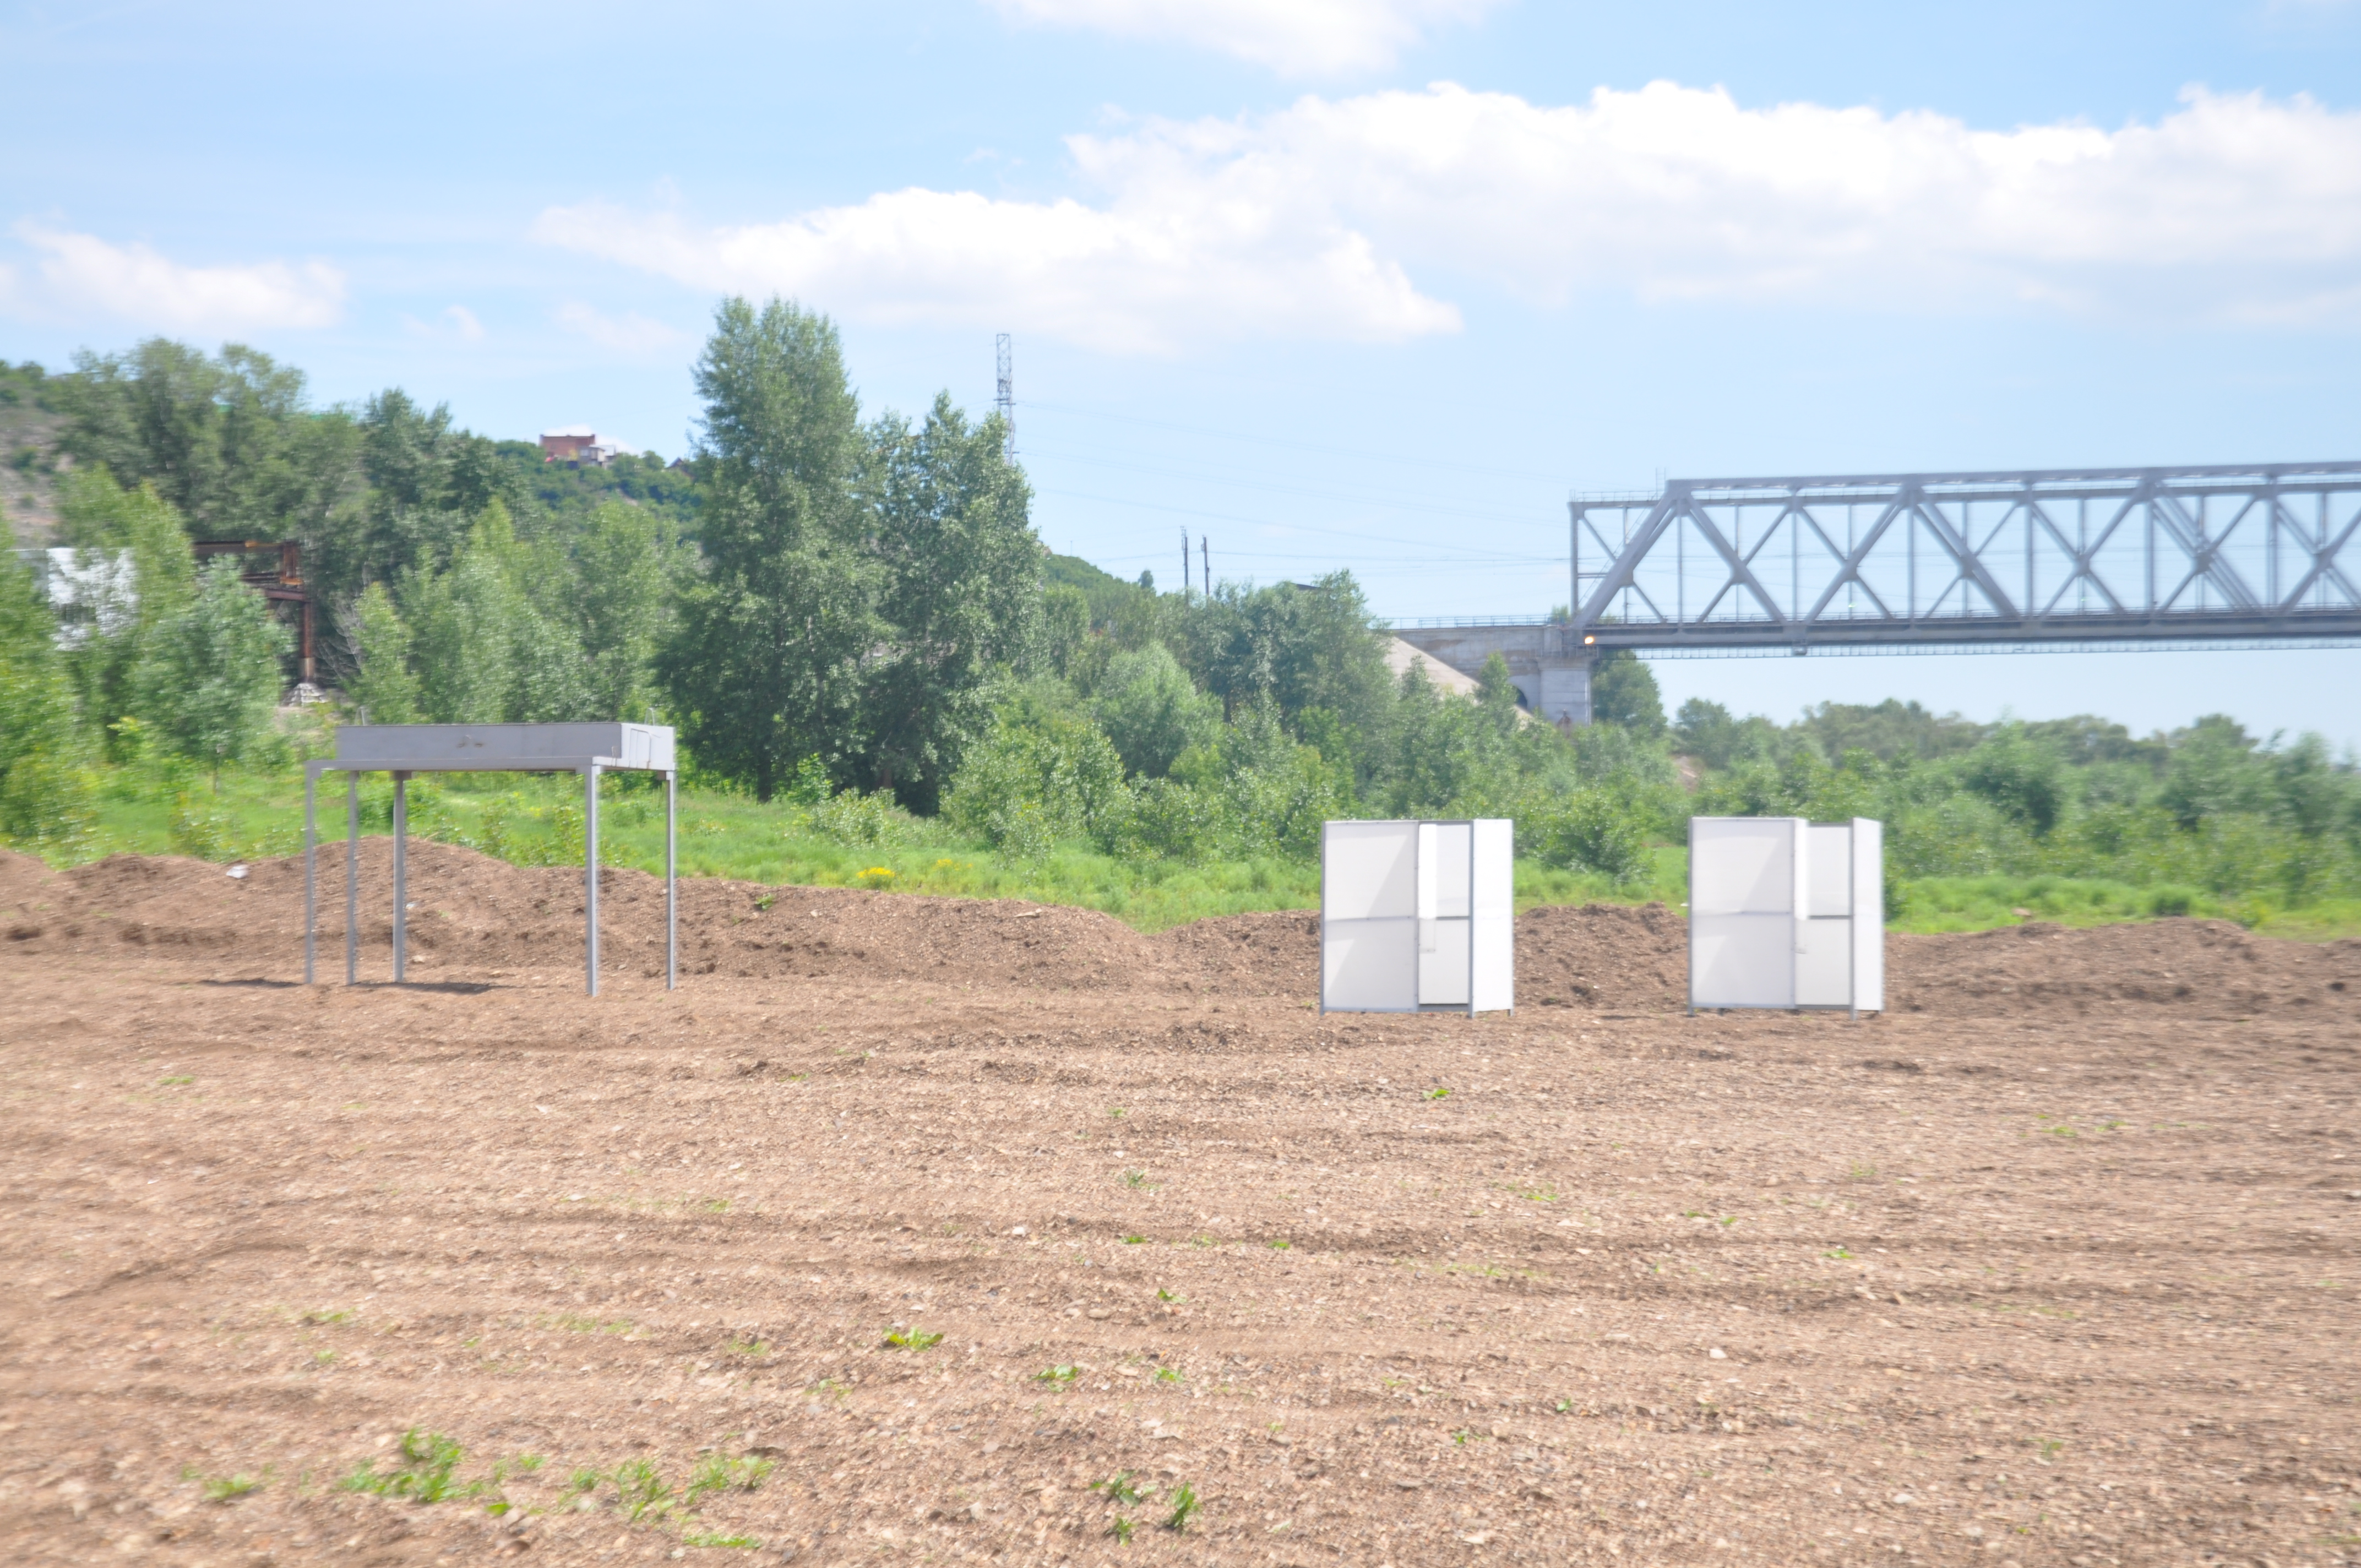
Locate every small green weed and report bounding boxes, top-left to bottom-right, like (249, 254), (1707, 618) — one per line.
(1108, 1106), (1127, 1119)
(1122, 1234), (1148, 1244)
(702, 1199), (732, 1213)
(883, 1327), (943, 1351)
(1426, 1087), (1451, 1100)
(1154, 1365), (1184, 1384)
(684, 1453), (773, 1506)
(1091, 1470), (1144, 1505)
(1164, 1482), (1199, 1532)
(1267, 1238), (1292, 1250)
(1552, 1398), (1575, 1413)
(1846, 1162), (1878, 1182)
(201, 1472), (263, 1502)
(1111, 1514), (1136, 1542)
(683, 1531), (763, 1548)
(1156, 1288), (1184, 1302)
(1824, 1248), (1854, 1260)
(567, 1467), (603, 1494)
(753, 894), (776, 911)
(1036, 1363), (1080, 1386)
(340, 1429), (475, 1504)
(1520, 1187), (1559, 1203)
(727, 1335), (770, 1357)
(1122, 1169), (1150, 1188)
(612, 1458), (673, 1523)
(158, 1075), (194, 1087)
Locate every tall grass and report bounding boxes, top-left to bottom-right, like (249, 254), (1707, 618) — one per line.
(20, 761), (2357, 939)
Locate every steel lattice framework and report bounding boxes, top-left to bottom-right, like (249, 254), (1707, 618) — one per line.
(1569, 462), (2361, 652)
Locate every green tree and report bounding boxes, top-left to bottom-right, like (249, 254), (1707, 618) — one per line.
(659, 298), (876, 801)
(54, 340), (365, 584)
(941, 702), (1130, 861)
(1957, 725), (2066, 836)
(1094, 641), (1220, 779)
(1169, 700), (1346, 861)
(54, 468), (197, 748)
(1037, 585), (1089, 678)
(2157, 715), (2271, 829)
(134, 557), (290, 781)
(1176, 575), (1389, 736)
(570, 500), (672, 720)
(1588, 649), (1663, 735)
(859, 395), (1041, 808)
(0, 543), (94, 846)
(404, 502), (587, 723)
(344, 582), (419, 723)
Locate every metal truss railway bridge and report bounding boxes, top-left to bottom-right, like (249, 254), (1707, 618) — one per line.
(1390, 462), (2361, 728)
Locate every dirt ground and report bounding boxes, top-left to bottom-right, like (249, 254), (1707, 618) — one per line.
(2, 842), (2358, 1568)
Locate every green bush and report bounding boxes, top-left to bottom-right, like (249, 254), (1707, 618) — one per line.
(0, 550), (95, 849)
(942, 706), (1129, 859)
(133, 557), (291, 780)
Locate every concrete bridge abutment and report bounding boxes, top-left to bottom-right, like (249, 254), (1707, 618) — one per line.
(1390, 624), (1595, 729)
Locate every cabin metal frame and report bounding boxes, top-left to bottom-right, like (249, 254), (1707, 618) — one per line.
(303, 723), (677, 995)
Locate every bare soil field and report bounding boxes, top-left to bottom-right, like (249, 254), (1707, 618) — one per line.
(2, 842), (2358, 1568)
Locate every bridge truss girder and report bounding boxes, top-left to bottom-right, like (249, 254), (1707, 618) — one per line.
(1569, 463), (2361, 651)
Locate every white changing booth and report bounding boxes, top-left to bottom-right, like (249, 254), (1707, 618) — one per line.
(1320, 819), (1514, 1014)
(1688, 816), (1883, 1016)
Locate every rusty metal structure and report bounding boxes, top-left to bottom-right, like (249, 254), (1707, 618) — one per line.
(193, 538), (314, 683)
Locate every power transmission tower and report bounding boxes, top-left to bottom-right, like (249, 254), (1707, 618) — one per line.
(994, 333), (1014, 459)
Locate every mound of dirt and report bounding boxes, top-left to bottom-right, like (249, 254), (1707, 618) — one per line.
(1144, 901), (1691, 1011)
(1151, 908), (1320, 995)
(1516, 901), (1689, 1013)
(1889, 917), (2361, 1020)
(0, 848), (75, 937)
(14, 842), (1174, 992)
(14, 847), (2358, 1018)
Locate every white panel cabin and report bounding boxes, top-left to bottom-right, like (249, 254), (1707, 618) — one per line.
(1321, 819), (1514, 1014)
(1688, 816), (1883, 1016)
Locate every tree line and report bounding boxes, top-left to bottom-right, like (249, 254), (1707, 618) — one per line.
(4, 307), (2354, 918)
(0, 302), (1673, 876)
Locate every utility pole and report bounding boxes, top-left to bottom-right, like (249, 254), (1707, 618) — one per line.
(1181, 529), (1190, 597)
(994, 333), (1014, 459)
(1201, 535), (1210, 595)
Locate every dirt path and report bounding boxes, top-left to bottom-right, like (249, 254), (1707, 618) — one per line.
(2, 847), (2357, 1566)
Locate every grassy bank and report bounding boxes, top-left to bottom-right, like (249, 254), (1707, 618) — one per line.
(23, 764), (2357, 939)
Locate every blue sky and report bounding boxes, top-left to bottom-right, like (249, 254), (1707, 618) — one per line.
(5, 0), (2359, 745)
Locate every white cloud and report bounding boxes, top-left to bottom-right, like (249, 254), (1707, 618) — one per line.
(402, 304), (486, 342)
(982, 0), (1503, 75)
(5, 223), (344, 331)
(535, 188), (1459, 353)
(553, 300), (692, 355)
(539, 81), (2361, 352)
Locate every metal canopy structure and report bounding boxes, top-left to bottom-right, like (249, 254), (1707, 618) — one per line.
(303, 723), (677, 995)
(1570, 462), (2361, 652)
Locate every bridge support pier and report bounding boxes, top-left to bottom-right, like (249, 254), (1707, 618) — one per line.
(1390, 625), (1595, 729)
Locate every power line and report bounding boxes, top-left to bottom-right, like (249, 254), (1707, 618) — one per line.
(1020, 438), (1556, 529)
(1021, 398), (1575, 487)
(1032, 486), (1553, 561)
